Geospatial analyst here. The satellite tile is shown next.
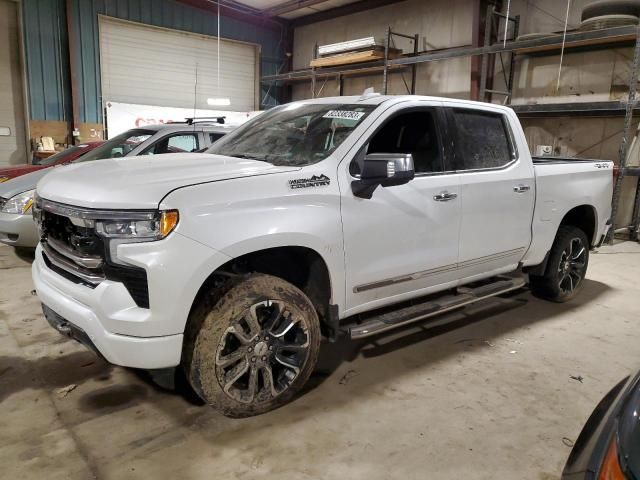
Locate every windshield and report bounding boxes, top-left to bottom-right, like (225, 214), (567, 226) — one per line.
(206, 103), (375, 166)
(75, 129), (154, 162)
(34, 145), (91, 166)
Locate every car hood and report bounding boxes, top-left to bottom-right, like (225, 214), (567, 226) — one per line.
(36, 153), (300, 209)
(0, 168), (51, 199)
(0, 164), (46, 182)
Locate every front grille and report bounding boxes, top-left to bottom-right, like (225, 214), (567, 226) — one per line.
(38, 201), (150, 309)
(43, 211), (104, 257)
(0, 197), (6, 210)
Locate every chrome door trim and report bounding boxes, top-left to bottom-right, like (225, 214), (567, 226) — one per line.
(353, 247), (526, 293)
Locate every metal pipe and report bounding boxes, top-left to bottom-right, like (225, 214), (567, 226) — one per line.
(478, 4), (493, 102)
(411, 33), (418, 94)
(383, 26), (391, 95)
(610, 22), (640, 243)
(65, 0), (81, 143)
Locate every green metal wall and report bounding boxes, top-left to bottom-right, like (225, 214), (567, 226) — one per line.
(23, 0), (72, 122)
(22, 0), (286, 123)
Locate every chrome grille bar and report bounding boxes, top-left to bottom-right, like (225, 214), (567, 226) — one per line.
(42, 242), (105, 285)
(46, 237), (104, 269)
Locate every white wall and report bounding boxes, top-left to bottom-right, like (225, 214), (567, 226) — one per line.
(291, 0), (473, 100)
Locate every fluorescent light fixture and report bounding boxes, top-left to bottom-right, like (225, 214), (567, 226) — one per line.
(207, 98), (231, 106)
(318, 37), (381, 56)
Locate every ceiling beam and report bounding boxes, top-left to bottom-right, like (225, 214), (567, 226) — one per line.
(175, 0), (288, 32)
(291, 0), (409, 27)
(266, 0), (330, 17)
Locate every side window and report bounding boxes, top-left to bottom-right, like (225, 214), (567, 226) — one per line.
(143, 133), (199, 155)
(359, 110), (443, 174)
(451, 109), (515, 170)
(166, 134), (199, 153)
(209, 133), (224, 144)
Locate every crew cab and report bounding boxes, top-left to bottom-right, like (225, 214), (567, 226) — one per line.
(31, 95), (613, 417)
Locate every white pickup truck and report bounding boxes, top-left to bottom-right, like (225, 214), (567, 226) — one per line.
(32, 95), (613, 417)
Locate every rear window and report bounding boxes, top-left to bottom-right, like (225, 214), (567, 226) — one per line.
(451, 109), (515, 170)
(36, 145), (88, 166)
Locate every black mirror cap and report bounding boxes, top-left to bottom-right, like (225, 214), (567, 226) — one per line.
(352, 153), (415, 198)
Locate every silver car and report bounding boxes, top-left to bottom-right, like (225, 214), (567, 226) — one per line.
(0, 121), (232, 248)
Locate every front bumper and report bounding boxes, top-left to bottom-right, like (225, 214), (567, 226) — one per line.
(32, 232), (231, 369)
(0, 212), (39, 247)
(33, 252), (183, 368)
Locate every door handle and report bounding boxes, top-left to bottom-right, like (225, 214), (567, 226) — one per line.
(433, 191), (458, 202)
(513, 184), (531, 193)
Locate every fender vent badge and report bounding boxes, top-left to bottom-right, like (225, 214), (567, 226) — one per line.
(289, 175), (331, 189)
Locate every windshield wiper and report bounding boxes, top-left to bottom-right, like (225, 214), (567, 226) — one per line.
(224, 153), (272, 163)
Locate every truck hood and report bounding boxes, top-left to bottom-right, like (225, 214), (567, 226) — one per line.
(36, 153), (300, 209)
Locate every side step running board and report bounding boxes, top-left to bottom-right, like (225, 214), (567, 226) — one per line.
(348, 275), (527, 340)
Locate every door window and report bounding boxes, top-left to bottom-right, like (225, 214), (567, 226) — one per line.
(354, 110), (444, 175)
(451, 109), (515, 170)
(209, 133), (224, 144)
(143, 133), (199, 155)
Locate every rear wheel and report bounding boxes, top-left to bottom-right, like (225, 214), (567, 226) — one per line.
(530, 226), (589, 302)
(183, 273), (321, 417)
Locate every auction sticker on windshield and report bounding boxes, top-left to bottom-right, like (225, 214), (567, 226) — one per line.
(323, 110), (366, 120)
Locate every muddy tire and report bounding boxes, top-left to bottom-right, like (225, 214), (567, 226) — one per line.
(183, 273), (321, 417)
(529, 226), (590, 303)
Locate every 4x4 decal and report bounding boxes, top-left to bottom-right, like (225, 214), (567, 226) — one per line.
(289, 175), (331, 189)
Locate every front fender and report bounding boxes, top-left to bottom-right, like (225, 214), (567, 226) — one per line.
(161, 170), (346, 311)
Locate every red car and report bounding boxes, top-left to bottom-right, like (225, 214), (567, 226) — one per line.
(0, 141), (105, 183)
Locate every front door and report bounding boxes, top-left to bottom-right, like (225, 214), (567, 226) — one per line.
(340, 102), (462, 316)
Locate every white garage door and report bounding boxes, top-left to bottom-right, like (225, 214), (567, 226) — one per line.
(99, 16), (258, 112)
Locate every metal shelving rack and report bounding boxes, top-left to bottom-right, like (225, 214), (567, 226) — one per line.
(261, 18), (640, 240)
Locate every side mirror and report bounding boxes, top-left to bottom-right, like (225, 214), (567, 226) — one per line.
(351, 153), (415, 198)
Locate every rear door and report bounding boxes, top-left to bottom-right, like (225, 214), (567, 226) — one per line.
(445, 105), (534, 281)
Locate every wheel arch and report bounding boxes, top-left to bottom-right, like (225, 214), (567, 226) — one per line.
(559, 204), (598, 247)
(186, 245), (338, 340)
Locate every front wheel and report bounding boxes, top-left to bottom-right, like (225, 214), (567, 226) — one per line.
(183, 273), (321, 417)
(530, 225), (590, 302)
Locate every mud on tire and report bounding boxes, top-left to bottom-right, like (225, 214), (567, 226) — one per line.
(182, 273), (321, 417)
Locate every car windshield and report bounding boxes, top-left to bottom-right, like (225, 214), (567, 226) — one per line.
(206, 104), (375, 166)
(74, 129), (154, 162)
(34, 145), (91, 166)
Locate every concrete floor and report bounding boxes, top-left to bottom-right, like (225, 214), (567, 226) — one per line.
(1, 242), (639, 480)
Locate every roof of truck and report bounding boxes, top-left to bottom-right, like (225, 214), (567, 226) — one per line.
(290, 94), (513, 112)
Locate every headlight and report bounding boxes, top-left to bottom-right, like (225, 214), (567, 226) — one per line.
(95, 210), (179, 240)
(1, 189), (35, 214)
(95, 210), (179, 266)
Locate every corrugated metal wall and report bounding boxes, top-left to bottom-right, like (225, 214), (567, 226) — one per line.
(22, 0), (286, 124)
(22, 0), (72, 122)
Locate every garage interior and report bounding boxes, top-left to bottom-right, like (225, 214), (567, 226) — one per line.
(2, 0), (640, 478)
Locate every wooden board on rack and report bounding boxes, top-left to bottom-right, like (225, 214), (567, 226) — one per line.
(310, 48), (402, 68)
